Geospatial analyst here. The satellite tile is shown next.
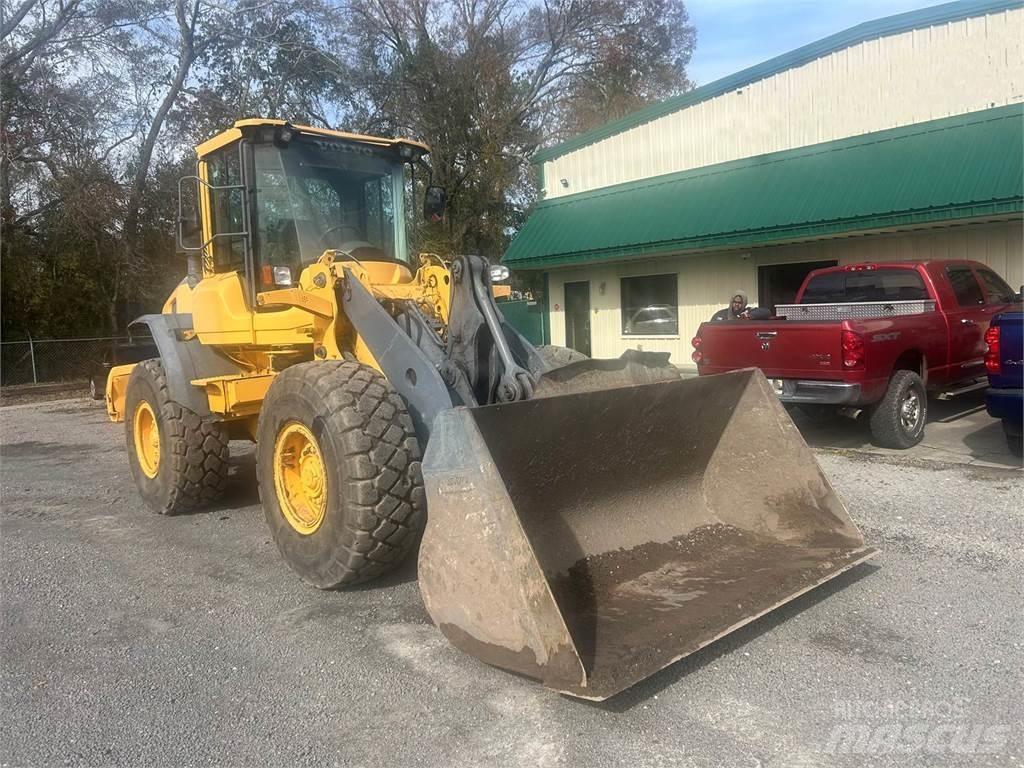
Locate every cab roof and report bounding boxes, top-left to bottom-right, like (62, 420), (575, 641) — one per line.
(195, 118), (430, 159)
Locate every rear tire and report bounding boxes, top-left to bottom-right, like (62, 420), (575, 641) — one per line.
(537, 344), (589, 369)
(124, 359), (230, 514)
(256, 361), (426, 589)
(868, 370), (927, 449)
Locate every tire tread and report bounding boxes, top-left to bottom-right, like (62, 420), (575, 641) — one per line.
(257, 361), (425, 587)
(127, 359), (230, 514)
(868, 369), (926, 449)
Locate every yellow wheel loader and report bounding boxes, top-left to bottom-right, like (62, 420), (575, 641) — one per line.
(107, 119), (876, 700)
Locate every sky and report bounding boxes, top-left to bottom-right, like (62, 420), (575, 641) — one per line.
(685, 0), (946, 86)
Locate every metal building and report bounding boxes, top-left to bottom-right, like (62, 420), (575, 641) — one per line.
(503, 0), (1024, 370)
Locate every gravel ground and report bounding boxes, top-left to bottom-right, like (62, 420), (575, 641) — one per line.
(1, 397), (1021, 768)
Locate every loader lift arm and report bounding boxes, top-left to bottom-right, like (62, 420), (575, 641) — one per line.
(341, 254), (549, 440)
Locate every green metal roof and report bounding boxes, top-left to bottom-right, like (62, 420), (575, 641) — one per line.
(533, 0), (1023, 164)
(504, 104), (1024, 269)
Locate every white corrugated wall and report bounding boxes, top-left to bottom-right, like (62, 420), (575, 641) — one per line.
(542, 8), (1024, 199)
(546, 220), (1024, 371)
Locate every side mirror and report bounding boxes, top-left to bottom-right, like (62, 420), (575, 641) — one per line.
(423, 185), (446, 223)
(178, 212), (201, 251)
(177, 176), (203, 252)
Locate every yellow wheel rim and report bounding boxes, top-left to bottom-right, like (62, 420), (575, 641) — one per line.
(133, 400), (161, 479)
(274, 422), (328, 535)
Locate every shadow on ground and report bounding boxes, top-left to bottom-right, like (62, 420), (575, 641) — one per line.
(790, 392), (1021, 469)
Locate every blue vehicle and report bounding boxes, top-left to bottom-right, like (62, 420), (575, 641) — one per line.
(985, 310), (1024, 458)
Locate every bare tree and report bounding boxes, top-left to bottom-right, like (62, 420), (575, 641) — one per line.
(342, 0), (695, 256)
(1, 0), (695, 337)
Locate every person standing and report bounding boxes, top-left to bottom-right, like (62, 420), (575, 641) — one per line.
(711, 290), (751, 321)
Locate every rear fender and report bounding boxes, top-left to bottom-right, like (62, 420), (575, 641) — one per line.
(891, 349), (927, 386)
(128, 313), (244, 416)
(105, 363), (137, 421)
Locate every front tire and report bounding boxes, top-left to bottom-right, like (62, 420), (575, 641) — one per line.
(868, 370), (927, 449)
(257, 361), (426, 589)
(124, 359), (230, 514)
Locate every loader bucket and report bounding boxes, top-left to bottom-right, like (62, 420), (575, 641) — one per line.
(418, 368), (876, 700)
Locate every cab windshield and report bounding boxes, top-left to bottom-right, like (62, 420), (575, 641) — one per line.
(253, 139), (407, 273)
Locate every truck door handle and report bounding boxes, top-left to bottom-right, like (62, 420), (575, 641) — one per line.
(756, 331), (778, 339)
(960, 318), (976, 325)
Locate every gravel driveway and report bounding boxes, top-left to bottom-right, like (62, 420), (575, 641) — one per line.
(1, 398), (1021, 767)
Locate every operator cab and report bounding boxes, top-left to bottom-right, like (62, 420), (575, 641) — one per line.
(182, 120), (438, 295)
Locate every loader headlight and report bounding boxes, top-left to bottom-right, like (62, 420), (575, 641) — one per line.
(489, 264), (510, 283)
(273, 265), (293, 286)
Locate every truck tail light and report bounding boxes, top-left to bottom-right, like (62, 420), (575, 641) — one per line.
(690, 335), (703, 364)
(841, 330), (865, 369)
(984, 326), (1001, 374)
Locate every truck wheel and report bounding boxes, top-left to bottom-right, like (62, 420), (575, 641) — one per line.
(124, 359), (230, 514)
(257, 361), (426, 589)
(537, 345), (589, 369)
(1003, 420), (1023, 458)
(868, 370), (927, 449)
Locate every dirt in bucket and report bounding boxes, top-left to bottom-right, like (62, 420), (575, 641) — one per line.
(546, 523), (871, 697)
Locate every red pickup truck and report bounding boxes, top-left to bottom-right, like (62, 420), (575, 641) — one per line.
(691, 260), (1020, 448)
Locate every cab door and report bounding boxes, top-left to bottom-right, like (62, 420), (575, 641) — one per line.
(190, 142), (256, 345)
(974, 265), (1018, 317)
(943, 263), (990, 381)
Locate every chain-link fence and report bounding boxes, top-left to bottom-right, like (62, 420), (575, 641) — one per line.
(0, 337), (131, 387)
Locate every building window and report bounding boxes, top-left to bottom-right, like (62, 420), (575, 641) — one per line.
(621, 274), (678, 335)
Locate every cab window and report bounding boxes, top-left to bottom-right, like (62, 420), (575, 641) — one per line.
(253, 147), (302, 273)
(945, 265), (984, 307)
(975, 267), (1015, 305)
(252, 141), (403, 287)
(801, 269), (928, 303)
(204, 147), (246, 271)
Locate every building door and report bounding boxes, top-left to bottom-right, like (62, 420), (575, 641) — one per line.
(564, 281), (591, 356)
(758, 260), (838, 313)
